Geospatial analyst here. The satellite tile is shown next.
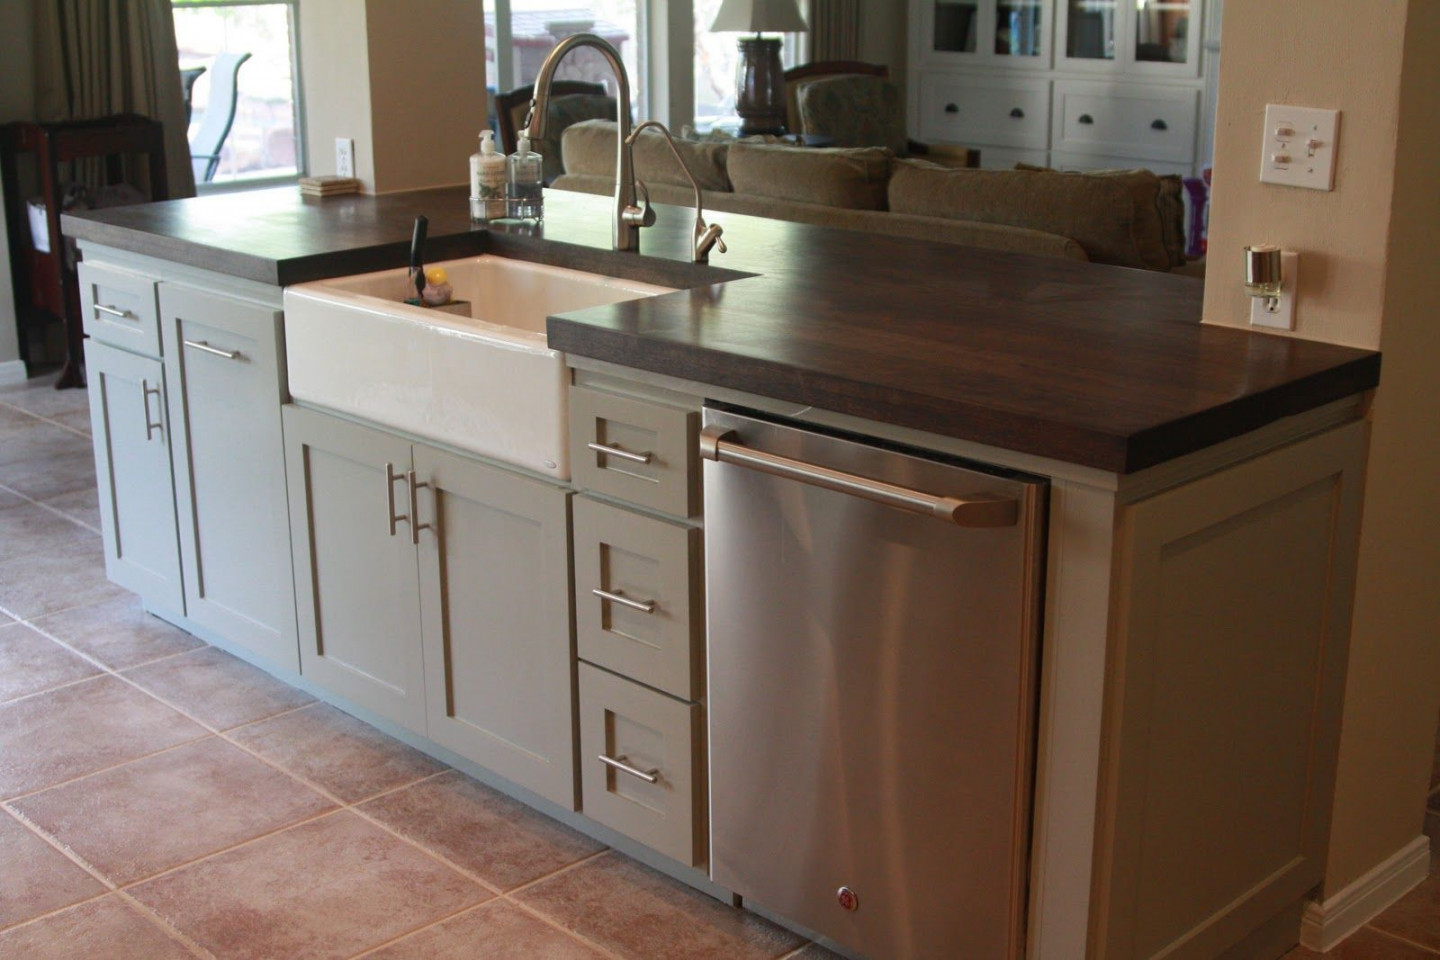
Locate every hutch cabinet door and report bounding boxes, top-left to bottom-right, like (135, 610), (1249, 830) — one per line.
(414, 443), (577, 809)
(284, 405), (426, 730)
(84, 339), (184, 613)
(162, 282), (298, 671)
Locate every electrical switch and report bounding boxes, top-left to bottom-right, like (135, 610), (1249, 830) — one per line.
(1259, 105), (1339, 191)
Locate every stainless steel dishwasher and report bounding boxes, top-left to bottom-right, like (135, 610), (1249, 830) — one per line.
(702, 406), (1047, 960)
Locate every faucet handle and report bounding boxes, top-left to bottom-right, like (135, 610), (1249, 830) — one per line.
(695, 220), (726, 263)
(622, 179), (656, 228)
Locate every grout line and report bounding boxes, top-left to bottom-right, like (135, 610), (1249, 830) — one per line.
(344, 899), (507, 960)
(0, 889), (113, 937)
(503, 847), (612, 899)
(0, 803), (115, 891)
(1362, 925), (1440, 956)
(0, 669), (106, 708)
(1, 735), (216, 804)
(502, 897), (631, 960)
(213, 699), (319, 735)
(0, 396), (92, 439)
(0, 479), (102, 535)
(111, 889), (218, 960)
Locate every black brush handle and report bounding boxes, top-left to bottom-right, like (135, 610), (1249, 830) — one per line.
(410, 215), (428, 297)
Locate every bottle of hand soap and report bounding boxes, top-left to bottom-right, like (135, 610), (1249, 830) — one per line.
(469, 130), (506, 222)
(506, 133), (544, 222)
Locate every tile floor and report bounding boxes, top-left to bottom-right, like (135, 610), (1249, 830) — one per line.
(1, 371), (1437, 959)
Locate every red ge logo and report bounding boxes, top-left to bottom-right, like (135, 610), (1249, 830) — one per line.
(836, 886), (859, 912)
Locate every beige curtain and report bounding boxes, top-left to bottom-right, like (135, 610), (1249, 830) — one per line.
(808, 0), (861, 61)
(32, 0), (197, 198)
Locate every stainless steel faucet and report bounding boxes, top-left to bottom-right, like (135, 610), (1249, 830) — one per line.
(524, 34), (652, 252)
(626, 121), (727, 264)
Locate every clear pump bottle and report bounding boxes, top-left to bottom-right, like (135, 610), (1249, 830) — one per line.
(505, 133), (544, 221)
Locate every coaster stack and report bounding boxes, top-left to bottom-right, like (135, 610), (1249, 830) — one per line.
(298, 175), (361, 197)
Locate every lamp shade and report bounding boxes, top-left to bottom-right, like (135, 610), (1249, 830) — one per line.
(710, 0), (808, 33)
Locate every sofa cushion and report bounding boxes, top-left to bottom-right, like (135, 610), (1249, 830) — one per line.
(889, 160), (1169, 270)
(1015, 163), (1186, 269)
(727, 143), (892, 211)
(561, 119), (731, 192)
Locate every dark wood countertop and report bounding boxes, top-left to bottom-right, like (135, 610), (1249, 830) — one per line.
(64, 187), (1379, 474)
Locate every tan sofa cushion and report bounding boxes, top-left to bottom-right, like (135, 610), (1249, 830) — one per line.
(727, 142), (892, 211)
(561, 119), (730, 192)
(1015, 163), (1186, 269)
(889, 159), (1169, 270)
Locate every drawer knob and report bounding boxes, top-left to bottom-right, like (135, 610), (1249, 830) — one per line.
(1151, 118), (1168, 131)
(944, 103), (959, 114)
(587, 441), (653, 465)
(1009, 107), (1025, 119)
(598, 753), (660, 784)
(593, 587), (657, 614)
(1078, 113), (1094, 125)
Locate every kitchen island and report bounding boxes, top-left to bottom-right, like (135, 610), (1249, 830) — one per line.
(64, 186), (1377, 960)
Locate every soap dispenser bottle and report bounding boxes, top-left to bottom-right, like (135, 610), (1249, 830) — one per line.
(506, 133), (544, 221)
(470, 130), (506, 222)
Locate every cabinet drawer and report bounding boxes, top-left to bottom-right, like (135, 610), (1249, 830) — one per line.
(918, 73), (1050, 149)
(1049, 150), (1194, 178)
(569, 385), (699, 518)
(574, 496), (702, 701)
(579, 662), (705, 867)
(78, 262), (161, 357)
(1051, 81), (1198, 163)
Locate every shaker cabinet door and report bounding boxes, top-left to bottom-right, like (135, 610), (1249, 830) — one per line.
(284, 405), (426, 730)
(84, 339), (184, 613)
(162, 282), (298, 671)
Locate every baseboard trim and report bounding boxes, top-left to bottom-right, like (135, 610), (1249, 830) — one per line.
(0, 359), (27, 387)
(1300, 835), (1431, 952)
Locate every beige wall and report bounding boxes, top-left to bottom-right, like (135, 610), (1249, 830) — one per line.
(298, 0), (376, 187)
(859, 0), (909, 102)
(1204, 0), (1440, 896)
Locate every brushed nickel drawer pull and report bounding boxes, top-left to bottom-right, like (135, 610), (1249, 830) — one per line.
(598, 753), (660, 784)
(141, 380), (163, 441)
(184, 339), (244, 361)
(700, 426), (1019, 527)
(384, 462), (408, 536)
(406, 469), (432, 545)
(592, 587), (657, 614)
(94, 303), (134, 320)
(587, 441), (653, 465)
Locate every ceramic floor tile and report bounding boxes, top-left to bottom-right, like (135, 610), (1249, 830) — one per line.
(0, 621), (102, 702)
(228, 702), (444, 802)
(0, 449), (96, 501)
(365, 900), (611, 960)
(1368, 871), (1440, 952)
(0, 420), (92, 467)
(37, 486), (101, 531)
(0, 536), (128, 620)
(517, 851), (806, 960)
(13, 737), (336, 884)
(0, 811), (107, 928)
(359, 770), (604, 890)
(0, 894), (196, 958)
(46, 408), (93, 436)
(0, 381), (91, 419)
(0, 675), (208, 799)
(130, 811), (490, 960)
(0, 500), (96, 559)
(0, 485), (25, 511)
(32, 596), (204, 670)
(122, 646), (314, 730)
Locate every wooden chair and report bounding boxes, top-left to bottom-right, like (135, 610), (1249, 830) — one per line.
(781, 61), (888, 136)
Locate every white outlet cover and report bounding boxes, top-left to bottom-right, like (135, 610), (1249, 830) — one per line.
(335, 137), (355, 178)
(1250, 251), (1299, 331)
(1260, 105), (1339, 191)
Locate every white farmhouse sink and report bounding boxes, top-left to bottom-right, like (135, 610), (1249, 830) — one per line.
(284, 255), (673, 479)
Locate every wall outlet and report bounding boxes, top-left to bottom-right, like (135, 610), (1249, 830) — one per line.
(1250, 251), (1299, 331)
(335, 137), (355, 178)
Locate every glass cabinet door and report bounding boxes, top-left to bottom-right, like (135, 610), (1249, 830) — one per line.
(933, 0), (980, 55)
(1132, 0), (1196, 68)
(1064, 0), (1116, 61)
(994, 0), (1044, 60)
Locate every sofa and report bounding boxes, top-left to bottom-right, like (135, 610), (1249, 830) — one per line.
(553, 120), (1194, 273)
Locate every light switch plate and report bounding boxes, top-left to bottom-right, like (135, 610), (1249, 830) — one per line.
(1259, 105), (1339, 190)
(1250, 251), (1299, 331)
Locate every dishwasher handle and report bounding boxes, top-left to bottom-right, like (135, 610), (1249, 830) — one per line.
(700, 426), (1019, 527)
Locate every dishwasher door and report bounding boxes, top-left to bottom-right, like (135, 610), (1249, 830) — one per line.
(703, 407), (1047, 960)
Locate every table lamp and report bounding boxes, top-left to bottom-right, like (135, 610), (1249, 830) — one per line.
(710, 0), (808, 136)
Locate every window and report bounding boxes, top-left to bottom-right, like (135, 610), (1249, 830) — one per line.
(172, 0), (303, 185)
(486, 1), (647, 119)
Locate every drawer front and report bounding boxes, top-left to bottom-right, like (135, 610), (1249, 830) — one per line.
(579, 662), (705, 867)
(78, 261), (161, 357)
(574, 496), (702, 701)
(1052, 81), (1198, 163)
(1049, 150), (1194, 178)
(978, 146), (1052, 171)
(570, 385), (699, 518)
(918, 73), (1050, 149)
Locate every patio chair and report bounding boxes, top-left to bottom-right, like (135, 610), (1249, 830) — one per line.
(495, 81), (615, 184)
(189, 51), (251, 182)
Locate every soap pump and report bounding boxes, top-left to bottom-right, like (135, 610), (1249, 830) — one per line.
(506, 133), (544, 222)
(470, 130), (506, 222)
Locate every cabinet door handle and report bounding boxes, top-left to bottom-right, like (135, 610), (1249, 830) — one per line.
(597, 753), (660, 784)
(592, 587), (657, 614)
(1078, 113), (1095, 125)
(1009, 107), (1025, 119)
(587, 441), (653, 465)
(94, 303), (133, 320)
(1151, 118), (1169, 131)
(406, 469), (432, 545)
(141, 380), (163, 441)
(944, 103), (959, 114)
(384, 462), (408, 536)
(184, 338), (244, 361)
